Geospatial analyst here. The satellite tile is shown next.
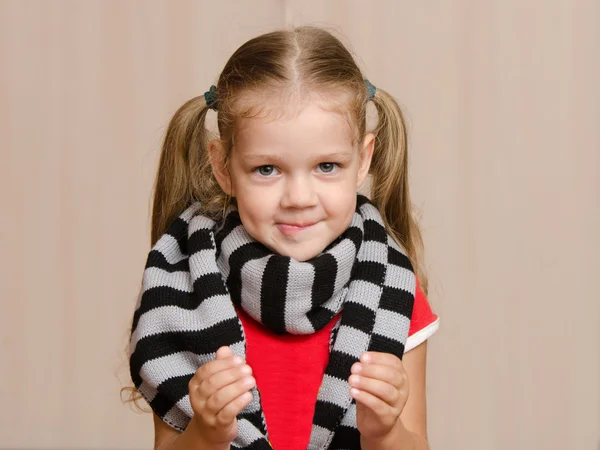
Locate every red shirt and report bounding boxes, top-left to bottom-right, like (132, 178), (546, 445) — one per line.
(237, 281), (438, 449)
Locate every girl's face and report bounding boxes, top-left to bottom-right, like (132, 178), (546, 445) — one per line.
(212, 102), (374, 261)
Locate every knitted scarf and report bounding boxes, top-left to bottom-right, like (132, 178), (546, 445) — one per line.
(129, 195), (415, 449)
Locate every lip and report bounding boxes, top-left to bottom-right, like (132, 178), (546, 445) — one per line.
(276, 222), (317, 236)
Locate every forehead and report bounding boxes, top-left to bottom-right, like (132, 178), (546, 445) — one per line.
(232, 89), (360, 142)
(233, 96), (357, 154)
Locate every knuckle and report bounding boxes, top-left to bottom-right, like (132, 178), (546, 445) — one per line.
(204, 376), (216, 392)
(393, 371), (406, 388)
(403, 374), (410, 388)
(238, 365), (252, 377)
(234, 378), (249, 392)
(215, 411), (231, 427)
(375, 401), (388, 417)
(198, 409), (216, 427)
(195, 364), (207, 379)
(208, 389), (224, 410)
(189, 385), (202, 403)
(188, 374), (199, 391)
(242, 375), (254, 386)
(386, 385), (399, 402)
(229, 369), (243, 384)
(390, 405), (402, 418)
(189, 396), (202, 414)
(398, 364), (406, 377)
(195, 382), (208, 400)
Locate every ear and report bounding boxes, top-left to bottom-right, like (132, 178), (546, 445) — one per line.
(357, 133), (375, 188)
(208, 139), (234, 196)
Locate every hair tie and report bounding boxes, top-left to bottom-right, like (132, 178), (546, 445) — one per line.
(204, 85), (218, 110)
(365, 79), (376, 100)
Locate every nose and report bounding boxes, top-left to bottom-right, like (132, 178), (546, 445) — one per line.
(280, 174), (318, 209)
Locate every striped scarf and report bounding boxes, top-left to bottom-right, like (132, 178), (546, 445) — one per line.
(129, 195), (415, 449)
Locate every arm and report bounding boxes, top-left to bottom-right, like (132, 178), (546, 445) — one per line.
(360, 341), (430, 450)
(153, 413), (229, 450)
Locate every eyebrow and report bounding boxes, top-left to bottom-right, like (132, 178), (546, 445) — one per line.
(241, 152), (353, 164)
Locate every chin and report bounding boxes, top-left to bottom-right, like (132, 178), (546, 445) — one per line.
(293, 252), (319, 262)
(279, 244), (327, 262)
(278, 250), (315, 262)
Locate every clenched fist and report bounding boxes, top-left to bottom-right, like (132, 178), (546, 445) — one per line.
(188, 346), (256, 447)
(349, 351), (409, 439)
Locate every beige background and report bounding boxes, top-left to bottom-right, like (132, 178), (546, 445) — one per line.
(1, 1), (598, 449)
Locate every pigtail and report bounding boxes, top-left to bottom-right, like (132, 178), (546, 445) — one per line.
(370, 89), (428, 294)
(151, 96), (224, 246)
(122, 96), (220, 406)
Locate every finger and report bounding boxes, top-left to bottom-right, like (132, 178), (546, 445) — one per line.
(205, 375), (256, 415)
(351, 362), (406, 389)
(360, 351), (403, 370)
(216, 346), (234, 360)
(351, 387), (400, 423)
(189, 354), (245, 388)
(349, 374), (405, 406)
(215, 391), (253, 427)
(197, 365), (253, 398)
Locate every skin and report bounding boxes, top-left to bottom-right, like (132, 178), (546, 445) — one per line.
(212, 102), (374, 262)
(152, 101), (429, 449)
(153, 345), (429, 450)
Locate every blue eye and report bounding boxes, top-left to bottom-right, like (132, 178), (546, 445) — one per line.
(318, 162), (337, 173)
(256, 165), (277, 176)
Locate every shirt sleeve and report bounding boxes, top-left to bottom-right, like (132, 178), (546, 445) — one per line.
(405, 278), (440, 352)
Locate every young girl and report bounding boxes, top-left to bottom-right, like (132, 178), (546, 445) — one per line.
(128, 26), (439, 450)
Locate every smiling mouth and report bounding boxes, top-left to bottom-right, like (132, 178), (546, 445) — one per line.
(276, 222), (317, 236)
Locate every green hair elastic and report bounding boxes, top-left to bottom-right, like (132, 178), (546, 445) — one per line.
(365, 79), (376, 100)
(204, 85), (218, 110)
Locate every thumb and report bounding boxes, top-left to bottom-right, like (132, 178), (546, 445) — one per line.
(215, 346), (233, 360)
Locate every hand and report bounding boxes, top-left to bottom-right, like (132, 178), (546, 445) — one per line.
(349, 351), (409, 439)
(187, 346), (256, 447)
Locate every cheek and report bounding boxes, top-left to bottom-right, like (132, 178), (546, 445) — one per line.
(342, 196), (358, 226)
(325, 185), (357, 224)
(236, 192), (272, 228)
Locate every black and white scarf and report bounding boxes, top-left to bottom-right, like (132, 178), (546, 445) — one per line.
(129, 195), (415, 449)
